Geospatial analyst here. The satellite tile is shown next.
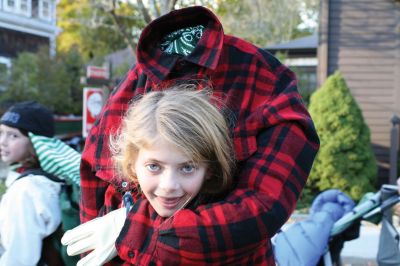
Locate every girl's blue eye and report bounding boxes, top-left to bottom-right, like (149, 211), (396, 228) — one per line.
(146, 164), (160, 172)
(181, 165), (196, 174)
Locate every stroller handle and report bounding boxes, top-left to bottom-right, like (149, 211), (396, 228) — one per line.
(330, 191), (380, 236)
(330, 183), (400, 237)
(364, 195), (400, 219)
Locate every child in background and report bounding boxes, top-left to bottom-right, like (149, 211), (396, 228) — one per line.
(0, 101), (63, 266)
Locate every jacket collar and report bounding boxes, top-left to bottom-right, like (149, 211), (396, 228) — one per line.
(6, 170), (22, 188)
(136, 6), (224, 83)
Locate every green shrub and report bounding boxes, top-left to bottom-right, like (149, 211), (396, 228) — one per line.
(307, 71), (377, 200)
(0, 47), (84, 115)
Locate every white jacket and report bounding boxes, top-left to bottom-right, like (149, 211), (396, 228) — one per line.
(0, 170), (62, 266)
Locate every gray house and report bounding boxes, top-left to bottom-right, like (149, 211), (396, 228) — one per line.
(266, 34), (318, 98)
(318, 0), (400, 183)
(0, 0), (59, 90)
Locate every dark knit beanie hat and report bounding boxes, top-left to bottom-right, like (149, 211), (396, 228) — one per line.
(0, 101), (54, 137)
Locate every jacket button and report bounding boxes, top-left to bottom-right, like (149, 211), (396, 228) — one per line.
(128, 251), (135, 258)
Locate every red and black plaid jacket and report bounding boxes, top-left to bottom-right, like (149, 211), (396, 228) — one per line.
(80, 6), (319, 265)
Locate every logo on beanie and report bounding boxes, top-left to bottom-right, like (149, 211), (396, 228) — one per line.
(1, 111), (20, 124)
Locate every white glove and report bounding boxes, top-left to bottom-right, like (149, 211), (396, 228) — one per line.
(61, 207), (126, 266)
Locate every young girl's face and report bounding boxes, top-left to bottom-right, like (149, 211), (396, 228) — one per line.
(134, 137), (208, 217)
(0, 124), (33, 164)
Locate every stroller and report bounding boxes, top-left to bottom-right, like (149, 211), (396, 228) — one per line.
(273, 184), (400, 266)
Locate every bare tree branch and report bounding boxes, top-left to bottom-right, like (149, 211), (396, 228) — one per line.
(137, 0), (152, 23)
(170, 0), (179, 11)
(159, 0), (169, 15)
(151, 0), (161, 17)
(108, 0), (137, 58)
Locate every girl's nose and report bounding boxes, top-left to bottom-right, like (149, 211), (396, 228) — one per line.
(158, 170), (179, 192)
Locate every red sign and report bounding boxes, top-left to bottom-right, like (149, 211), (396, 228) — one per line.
(86, 66), (109, 80)
(83, 88), (104, 137)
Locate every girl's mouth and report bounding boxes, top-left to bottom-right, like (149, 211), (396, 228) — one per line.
(157, 196), (183, 209)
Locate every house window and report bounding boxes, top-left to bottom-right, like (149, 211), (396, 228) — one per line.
(20, 0), (27, 11)
(3, 0), (31, 16)
(4, 0), (16, 12)
(39, 0), (52, 21)
(32, 0), (39, 17)
(19, 0), (30, 16)
(7, 0), (15, 7)
(291, 66), (317, 104)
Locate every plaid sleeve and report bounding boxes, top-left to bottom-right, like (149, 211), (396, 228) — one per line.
(79, 93), (108, 222)
(79, 85), (130, 223)
(115, 68), (320, 265)
(79, 155), (108, 222)
(79, 120), (124, 222)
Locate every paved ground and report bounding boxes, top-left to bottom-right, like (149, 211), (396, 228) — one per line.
(341, 216), (400, 265)
(340, 223), (381, 266)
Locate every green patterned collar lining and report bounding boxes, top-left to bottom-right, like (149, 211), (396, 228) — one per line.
(159, 25), (205, 56)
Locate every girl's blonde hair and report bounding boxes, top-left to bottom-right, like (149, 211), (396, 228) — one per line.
(111, 85), (235, 196)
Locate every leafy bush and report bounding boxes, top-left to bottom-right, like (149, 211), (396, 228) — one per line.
(307, 71), (377, 200)
(0, 47), (84, 115)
